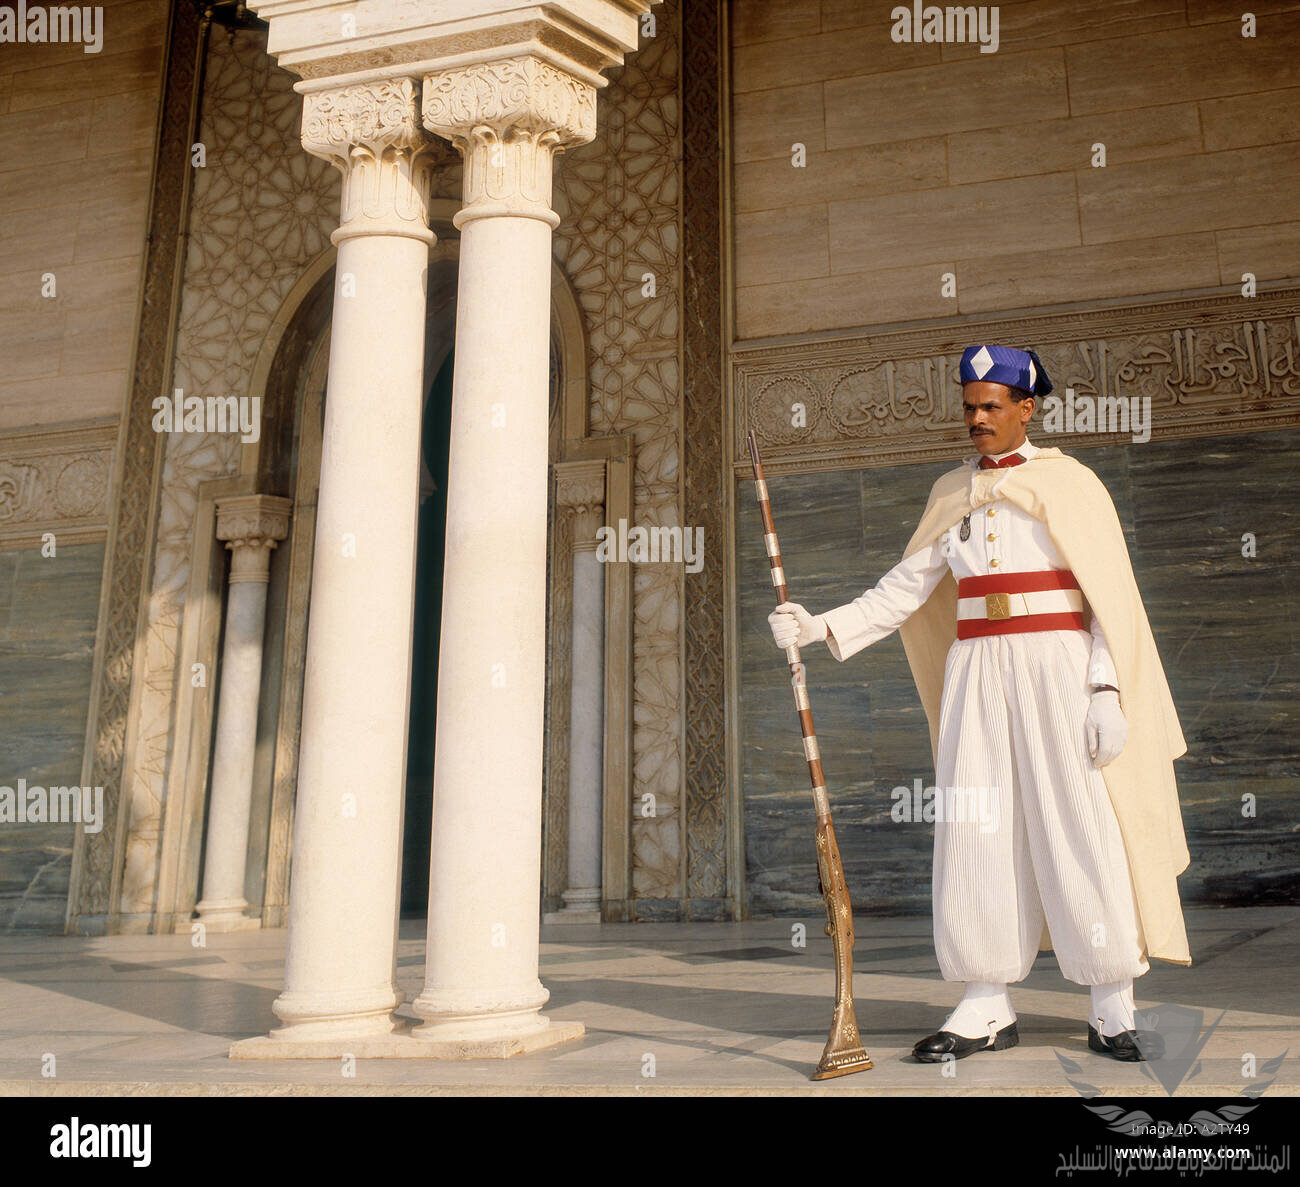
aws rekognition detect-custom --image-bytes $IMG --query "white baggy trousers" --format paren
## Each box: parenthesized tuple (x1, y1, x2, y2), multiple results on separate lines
(932, 627, 1150, 986)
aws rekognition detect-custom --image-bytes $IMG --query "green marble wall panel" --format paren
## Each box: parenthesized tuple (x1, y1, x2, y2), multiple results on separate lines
(0, 543, 104, 931)
(738, 431, 1300, 919)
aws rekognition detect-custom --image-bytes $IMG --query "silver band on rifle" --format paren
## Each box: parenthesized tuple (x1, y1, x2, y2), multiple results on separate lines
(764, 532, 779, 556)
(770, 565, 786, 587)
(803, 735, 820, 762)
(754, 478, 769, 502)
(812, 785, 830, 816)
(793, 682, 810, 711)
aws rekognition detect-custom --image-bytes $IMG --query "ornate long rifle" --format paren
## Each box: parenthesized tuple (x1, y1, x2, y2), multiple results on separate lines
(747, 430, 873, 1081)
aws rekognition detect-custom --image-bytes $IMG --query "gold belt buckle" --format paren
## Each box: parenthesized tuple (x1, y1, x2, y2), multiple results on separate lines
(985, 592, 1011, 620)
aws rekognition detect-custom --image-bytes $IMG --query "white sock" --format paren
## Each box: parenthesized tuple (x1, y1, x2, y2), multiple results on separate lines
(1090, 978, 1136, 1037)
(943, 981, 1015, 1040)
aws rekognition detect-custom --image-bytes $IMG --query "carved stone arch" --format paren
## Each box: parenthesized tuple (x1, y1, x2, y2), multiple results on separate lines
(240, 211, 594, 476)
(178, 220, 630, 925)
(240, 244, 336, 490)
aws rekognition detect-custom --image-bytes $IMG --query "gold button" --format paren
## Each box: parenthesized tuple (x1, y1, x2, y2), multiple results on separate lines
(990, 558, 1000, 568)
(987, 533, 997, 542)
(987, 509, 997, 517)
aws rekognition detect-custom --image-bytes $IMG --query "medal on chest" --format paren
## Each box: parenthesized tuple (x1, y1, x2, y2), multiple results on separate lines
(959, 513, 971, 542)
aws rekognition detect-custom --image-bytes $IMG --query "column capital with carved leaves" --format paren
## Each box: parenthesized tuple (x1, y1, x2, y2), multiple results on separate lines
(421, 55, 597, 228)
(554, 459, 607, 554)
(301, 77, 436, 244)
(215, 494, 292, 584)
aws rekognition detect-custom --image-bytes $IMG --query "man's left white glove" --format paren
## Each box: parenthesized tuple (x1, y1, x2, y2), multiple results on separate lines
(1085, 689, 1128, 767)
(768, 601, 827, 650)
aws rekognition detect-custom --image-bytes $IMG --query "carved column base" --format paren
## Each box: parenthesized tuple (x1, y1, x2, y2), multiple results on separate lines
(543, 886, 602, 927)
(190, 901, 262, 933)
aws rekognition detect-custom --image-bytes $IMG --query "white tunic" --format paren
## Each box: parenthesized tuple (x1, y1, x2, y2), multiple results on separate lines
(822, 438, 1118, 691)
(821, 438, 1148, 986)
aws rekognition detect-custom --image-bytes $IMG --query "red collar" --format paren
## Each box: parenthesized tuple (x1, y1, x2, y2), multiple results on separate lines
(978, 452, 1026, 470)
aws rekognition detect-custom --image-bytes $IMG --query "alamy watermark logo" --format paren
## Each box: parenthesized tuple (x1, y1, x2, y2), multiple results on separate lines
(0, 4, 103, 53)
(49, 1117, 151, 1167)
(1039, 387, 1152, 444)
(890, 778, 1001, 833)
(151, 389, 262, 444)
(595, 517, 704, 573)
(890, 4, 1000, 54)
(0, 778, 104, 833)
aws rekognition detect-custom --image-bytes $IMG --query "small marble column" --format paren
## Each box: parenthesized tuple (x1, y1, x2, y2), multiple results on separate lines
(195, 495, 292, 931)
(552, 461, 607, 924)
(233, 79, 436, 1055)
(409, 57, 597, 1053)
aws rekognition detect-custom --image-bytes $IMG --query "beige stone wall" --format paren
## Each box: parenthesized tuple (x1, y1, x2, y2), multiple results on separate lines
(0, 0, 167, 430)
(730, 1, 1300, 340)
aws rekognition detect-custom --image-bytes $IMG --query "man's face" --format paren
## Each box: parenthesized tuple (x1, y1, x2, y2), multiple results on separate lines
(963, 381, 1033, 455)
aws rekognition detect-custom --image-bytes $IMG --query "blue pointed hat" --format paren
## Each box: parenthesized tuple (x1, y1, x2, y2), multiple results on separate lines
(959, 344, 1053, 396)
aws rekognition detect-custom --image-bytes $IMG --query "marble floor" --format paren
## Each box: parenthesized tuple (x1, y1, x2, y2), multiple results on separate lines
(1, 906, 1296, 1096)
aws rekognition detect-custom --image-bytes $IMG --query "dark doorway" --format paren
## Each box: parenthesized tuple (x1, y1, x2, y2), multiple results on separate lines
(401, 349, 454, 915)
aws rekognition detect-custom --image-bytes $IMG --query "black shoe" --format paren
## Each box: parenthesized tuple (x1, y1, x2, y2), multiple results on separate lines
(1088, 1023, 1165, 1062)
(912, 1020, 1019, 1062)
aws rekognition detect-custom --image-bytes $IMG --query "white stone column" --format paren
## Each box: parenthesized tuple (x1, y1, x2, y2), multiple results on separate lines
(233, 79, 436, 1055)
(409, 58, 597, 1053)
(550, 461, 606, 925)
(196, 494, 292, 932)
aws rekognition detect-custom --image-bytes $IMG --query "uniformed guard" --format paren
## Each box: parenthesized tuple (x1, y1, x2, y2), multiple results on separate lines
(769, 344, 1190, 1062)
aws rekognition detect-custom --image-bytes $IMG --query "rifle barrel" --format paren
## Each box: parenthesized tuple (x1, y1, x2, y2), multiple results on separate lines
(746, 430, 829, 821)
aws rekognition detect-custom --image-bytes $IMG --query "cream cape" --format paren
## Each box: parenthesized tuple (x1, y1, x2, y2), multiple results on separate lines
(896, 447, 1192, 965)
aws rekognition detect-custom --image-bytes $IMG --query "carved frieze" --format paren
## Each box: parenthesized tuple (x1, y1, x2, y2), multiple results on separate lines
(0, 423, 115, 549)
(734, 288, 1300, 473)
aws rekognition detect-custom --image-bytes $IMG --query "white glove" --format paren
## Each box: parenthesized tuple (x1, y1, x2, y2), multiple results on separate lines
(768, 601, 827, 650)
(1085, 689, 1127, 766)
